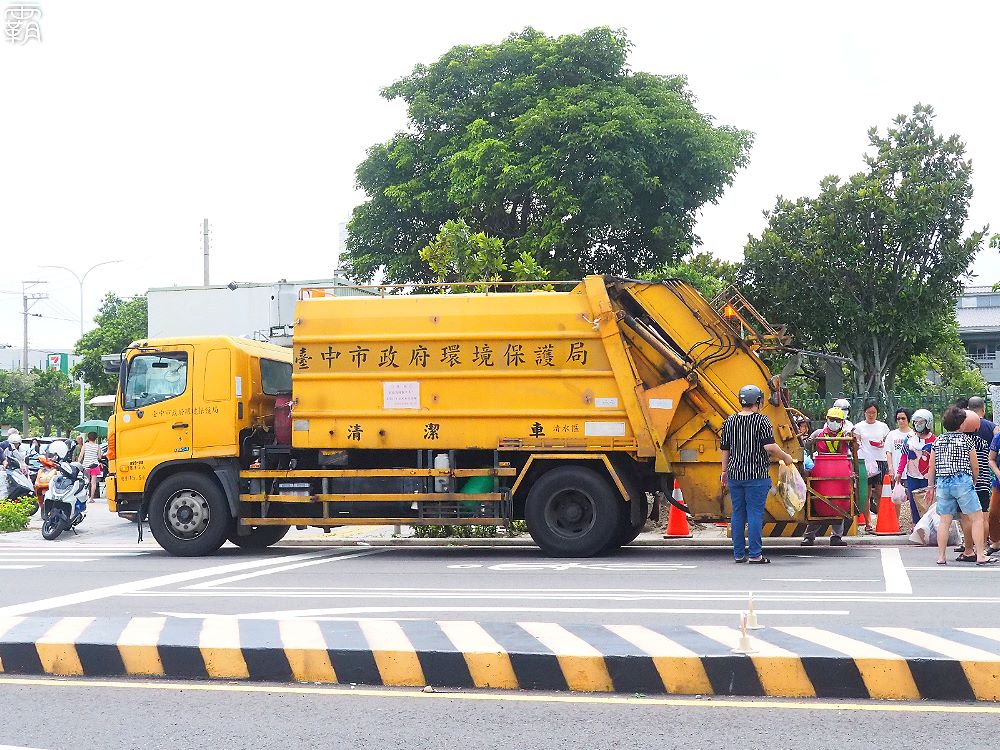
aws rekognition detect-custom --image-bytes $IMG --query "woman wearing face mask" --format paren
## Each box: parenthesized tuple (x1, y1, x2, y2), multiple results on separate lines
(901, 408, 936, 523)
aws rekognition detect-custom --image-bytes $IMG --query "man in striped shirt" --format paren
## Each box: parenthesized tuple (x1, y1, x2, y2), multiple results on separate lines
(721, 385, 794, 564)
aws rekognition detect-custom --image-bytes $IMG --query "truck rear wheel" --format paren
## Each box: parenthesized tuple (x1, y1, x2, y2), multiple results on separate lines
(148, 473, 230, 557)
(227, 523, 290, 549)
(615, 492, 649, 547)
(525, 466, 620, 557)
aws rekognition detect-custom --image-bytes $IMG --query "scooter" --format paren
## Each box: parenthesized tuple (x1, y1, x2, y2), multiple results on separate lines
(40, 444, 88, 541)
(33, 457, 59, 517)
(1, 453, 37, 514)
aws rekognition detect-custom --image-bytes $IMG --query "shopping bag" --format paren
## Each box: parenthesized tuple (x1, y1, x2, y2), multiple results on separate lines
(909, 506, 938, 546)
(776, 463, 806, 517)
(891, 481, 906, 505)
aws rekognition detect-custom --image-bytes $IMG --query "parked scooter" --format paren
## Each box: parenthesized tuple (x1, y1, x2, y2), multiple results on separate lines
(33, 457, 59, 517)
(1, 453, 37, 514)
(40, 442, 88, 541)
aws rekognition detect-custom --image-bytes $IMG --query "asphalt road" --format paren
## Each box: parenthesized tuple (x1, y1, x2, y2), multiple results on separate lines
(0, 509, 997, 628)
(0, 676, 994, 750)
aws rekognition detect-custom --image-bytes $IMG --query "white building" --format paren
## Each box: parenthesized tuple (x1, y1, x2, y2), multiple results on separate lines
(147, 278, 372, 346)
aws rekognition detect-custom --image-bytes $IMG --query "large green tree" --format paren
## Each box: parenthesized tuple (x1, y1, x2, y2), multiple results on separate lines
(73, 293, 148, 396)
(346, 27, 752, 284)
(742, 105, 985, 398)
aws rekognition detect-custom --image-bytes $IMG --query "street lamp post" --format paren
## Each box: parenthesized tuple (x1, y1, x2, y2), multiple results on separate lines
(42, 261, 123, 422)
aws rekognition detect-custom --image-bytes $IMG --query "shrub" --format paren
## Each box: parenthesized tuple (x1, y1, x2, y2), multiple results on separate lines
(412, 520, 528, 539)
(0, 500, 30, 533)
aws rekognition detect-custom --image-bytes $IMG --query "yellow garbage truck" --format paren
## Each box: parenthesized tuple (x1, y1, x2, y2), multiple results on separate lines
(106, 276, 802, 557)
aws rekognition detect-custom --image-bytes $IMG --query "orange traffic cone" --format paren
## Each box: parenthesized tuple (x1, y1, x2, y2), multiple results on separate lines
(664, 480, 692, 538)
(874, 474, 903, 535)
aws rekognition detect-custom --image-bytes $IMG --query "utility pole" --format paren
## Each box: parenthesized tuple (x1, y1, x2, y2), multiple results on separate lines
(21, 281, 47, 435)
(203, 218, 210, 286)
(41, 261, 123, 423)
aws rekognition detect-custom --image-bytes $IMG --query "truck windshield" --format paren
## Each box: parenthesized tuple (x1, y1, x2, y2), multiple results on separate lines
(123, 352, 188, 409)
(261, 358, 292, 395)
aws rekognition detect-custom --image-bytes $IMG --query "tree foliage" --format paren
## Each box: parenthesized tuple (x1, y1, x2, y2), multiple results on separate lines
(418, 219, 548, 292)
(894, 314, 988, 395)
(74, 293, 148, 396)
(640, 251, 741, 301)
(0, 369, 79, 435)
(742, 105, 985, 398)
(346, 27, 752, 284)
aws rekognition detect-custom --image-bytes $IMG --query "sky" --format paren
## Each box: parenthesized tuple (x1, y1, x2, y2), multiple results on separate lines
(1, 0, 998, 352)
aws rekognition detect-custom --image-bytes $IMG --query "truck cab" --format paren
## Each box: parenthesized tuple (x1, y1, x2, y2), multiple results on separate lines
(107, 336, 292, 528)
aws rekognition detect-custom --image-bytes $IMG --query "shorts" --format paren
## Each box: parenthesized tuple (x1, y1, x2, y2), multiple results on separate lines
(86, 466, 101, 478)
(935, 474, 981, 516)
(978, 489, 991, 513)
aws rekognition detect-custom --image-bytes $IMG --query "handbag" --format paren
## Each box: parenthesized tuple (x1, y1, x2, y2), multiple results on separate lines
(891, 480, 906, 505)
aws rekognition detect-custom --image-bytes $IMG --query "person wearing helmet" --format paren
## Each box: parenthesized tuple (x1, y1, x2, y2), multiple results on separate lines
(802, 408, 856, 544)
(721, 384, 795, 564)
(832, 399, 855, 432)
(900, 408, 936, 524)
(2, 432, 23, 464)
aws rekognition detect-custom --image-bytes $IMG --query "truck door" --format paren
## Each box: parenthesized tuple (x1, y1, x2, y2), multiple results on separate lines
(116, 347, 194, 485)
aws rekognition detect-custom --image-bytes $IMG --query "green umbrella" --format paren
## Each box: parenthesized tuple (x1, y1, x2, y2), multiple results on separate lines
(74, 419, 109, 437)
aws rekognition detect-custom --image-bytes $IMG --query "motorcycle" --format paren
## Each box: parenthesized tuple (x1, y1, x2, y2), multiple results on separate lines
(1, 453, 38, 515)
(33, 457, 59, 517)
(40, 444, 88, 541)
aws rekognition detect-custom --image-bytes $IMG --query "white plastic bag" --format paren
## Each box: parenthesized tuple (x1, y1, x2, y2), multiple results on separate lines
(776, 463, 806, 517)
(908, 505, 961, 547)
(891, 481, 906, 505)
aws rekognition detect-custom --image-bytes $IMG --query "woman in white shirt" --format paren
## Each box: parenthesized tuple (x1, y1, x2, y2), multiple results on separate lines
(886, 407, 914, 486)
(854, 400, 891, 517)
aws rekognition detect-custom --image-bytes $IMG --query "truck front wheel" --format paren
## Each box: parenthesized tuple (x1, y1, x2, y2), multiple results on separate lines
(227, 523, 290, 549)
(525, 466, 620, 557)
(148, 473, 230, 557)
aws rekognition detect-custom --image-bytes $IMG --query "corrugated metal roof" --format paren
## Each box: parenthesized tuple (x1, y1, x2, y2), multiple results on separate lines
(957, 306, 1000, 332)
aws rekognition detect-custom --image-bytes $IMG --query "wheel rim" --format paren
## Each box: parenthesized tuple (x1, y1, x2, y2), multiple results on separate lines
(543, 488, 597, 539)
(163, 488, 211, 540)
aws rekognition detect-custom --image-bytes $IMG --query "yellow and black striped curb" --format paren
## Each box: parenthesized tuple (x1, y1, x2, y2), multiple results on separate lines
(2, 617, 1000, 700)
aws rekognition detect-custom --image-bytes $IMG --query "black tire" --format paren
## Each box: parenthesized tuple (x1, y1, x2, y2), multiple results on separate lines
(525, 466, 620, 557)
(41, 513, 64, 540)
(227, 523, 290, 549)
(148, 472, 230, 557)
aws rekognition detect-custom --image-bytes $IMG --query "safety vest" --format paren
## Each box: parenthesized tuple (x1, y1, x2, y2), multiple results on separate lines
(816, 428, 850, 455)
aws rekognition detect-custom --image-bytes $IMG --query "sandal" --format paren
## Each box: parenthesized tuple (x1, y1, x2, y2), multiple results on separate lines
(734, 556, 748, 564)
(864, 525, 875, 533)
(748, 556, 771, 565)
(977, 558, 999, 566)
(936, 560, 947, 565)
(987, 545, 1000, 556)
(956, 554, 978, 562)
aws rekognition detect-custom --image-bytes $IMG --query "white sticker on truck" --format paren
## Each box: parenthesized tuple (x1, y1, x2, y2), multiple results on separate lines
(584, 421, 626, 437)
(235, 376, 243, 398)
(594, 397, 619, 408)
(648, 398, 674, 410)
(383, 381, 420, 409)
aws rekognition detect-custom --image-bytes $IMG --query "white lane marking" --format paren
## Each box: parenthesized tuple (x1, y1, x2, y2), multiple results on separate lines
(0, 565, 41, 570)
(0, 549, 365, 618)
(183, 548, 389, 589)
(764, 578, 880, 583)
(153, 606, 850, 620)
(906, 567, 1000, 572)
(0, 551, 147, 556)
(870, 627, 1000, 661)
(0, 558, 98, 563)
(881, 548, 912, 594)
(0, 745, 52, 749)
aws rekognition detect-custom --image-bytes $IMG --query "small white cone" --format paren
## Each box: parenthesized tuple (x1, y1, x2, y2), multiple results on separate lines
(745, 591, 763, 630)
(732, 613, 755, 654)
